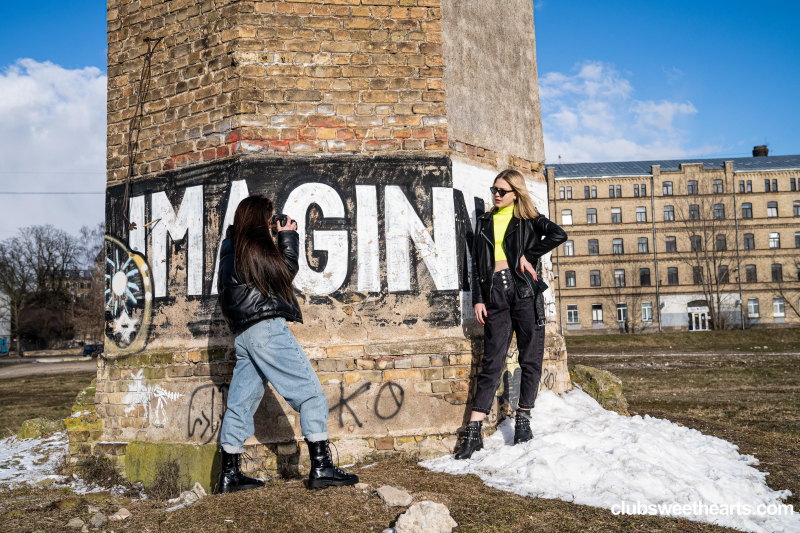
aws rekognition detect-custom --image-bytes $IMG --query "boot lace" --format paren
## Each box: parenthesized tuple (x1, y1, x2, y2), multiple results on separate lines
(326, 441, 349, 475)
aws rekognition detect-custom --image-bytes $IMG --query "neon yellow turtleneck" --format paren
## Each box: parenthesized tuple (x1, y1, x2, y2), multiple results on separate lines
(493, 204, 515, 261)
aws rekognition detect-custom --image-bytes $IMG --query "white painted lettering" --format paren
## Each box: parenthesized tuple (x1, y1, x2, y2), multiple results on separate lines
(355, 185, 380, 292)
(128, 195, 146, 254)
(151, 186, 204, 297)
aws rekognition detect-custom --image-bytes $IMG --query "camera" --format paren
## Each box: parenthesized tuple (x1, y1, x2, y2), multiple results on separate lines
(272, 213, 288, 226)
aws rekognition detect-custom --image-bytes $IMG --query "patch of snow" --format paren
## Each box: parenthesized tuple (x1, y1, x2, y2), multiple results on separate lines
(165, 501, 195, 512)
(421, 390, 799, 533)
(0, 432, 67, 487)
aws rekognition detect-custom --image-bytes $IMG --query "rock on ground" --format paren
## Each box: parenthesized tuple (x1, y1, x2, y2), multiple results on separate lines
(66, 517, 84, 529)
(355, 482, 370, 491)
(570, 364, 629, 415)
(17, 418, 66, 439)
(89, 512, 108, 528)
(376, 485, 413, 507)
(395, 501, 457, 533)
(110, 507, 131, 521)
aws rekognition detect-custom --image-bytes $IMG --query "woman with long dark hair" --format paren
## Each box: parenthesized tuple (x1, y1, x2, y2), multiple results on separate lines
(216, 195, 358, 492)
(455, 169, 568, 460)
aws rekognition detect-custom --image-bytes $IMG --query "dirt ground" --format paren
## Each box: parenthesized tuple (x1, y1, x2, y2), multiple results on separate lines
(1, 349, 798, 532)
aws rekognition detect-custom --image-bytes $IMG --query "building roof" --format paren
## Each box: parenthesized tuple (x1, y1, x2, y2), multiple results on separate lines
(548, 154, 800, 180)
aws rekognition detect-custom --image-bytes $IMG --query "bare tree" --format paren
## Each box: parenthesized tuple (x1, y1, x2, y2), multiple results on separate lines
(674, 181, 738, 329)
(600, 253, 656, 334)
(0, 243, 35, 356)
(72, 223, 106, 344)
(770, 254, 800, 320)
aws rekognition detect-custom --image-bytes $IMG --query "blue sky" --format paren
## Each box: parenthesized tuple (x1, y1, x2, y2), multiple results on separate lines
(0, 1, 798, 235)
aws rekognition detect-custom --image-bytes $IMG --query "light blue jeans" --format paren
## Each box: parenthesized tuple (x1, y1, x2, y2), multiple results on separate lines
(220, 318, 329, 454)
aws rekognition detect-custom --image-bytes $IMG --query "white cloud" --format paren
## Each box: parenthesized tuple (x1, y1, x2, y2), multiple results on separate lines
(0, 59, 106, 237)
(540, 61, 719, 163)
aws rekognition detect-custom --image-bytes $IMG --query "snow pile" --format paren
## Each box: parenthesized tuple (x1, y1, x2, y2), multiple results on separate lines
(0, 432, 67, 487)
(421, 390, 799, 533)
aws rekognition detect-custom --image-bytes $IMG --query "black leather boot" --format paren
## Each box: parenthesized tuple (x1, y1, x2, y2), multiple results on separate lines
(454, 421, 483, 460)
(305, 439, 359, 490)
(514, 412, 533, 445)
(217, 449, 265, 494)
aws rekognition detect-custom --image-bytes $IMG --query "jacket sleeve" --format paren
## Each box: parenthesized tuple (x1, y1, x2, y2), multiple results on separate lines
(471, 220, 484, 306)
(277, 230, 300, 278)
(523, 215, 568, 264)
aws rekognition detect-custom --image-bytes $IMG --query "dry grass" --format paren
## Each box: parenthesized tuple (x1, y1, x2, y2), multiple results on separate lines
(147, 458, 183, 501)
(0, 372, 95, 437)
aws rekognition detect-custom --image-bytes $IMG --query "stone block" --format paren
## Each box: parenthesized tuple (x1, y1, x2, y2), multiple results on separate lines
(394, 357, 413, 369)
(376, 437, 394, 450)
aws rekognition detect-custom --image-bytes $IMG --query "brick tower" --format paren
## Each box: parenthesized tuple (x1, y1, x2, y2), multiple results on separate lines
(73, 0, 570, 490)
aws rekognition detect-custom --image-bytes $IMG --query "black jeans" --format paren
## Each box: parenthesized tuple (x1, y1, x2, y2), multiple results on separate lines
(472, 269, 546, 414)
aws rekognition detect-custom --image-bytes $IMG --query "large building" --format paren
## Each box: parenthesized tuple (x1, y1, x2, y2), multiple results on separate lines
(547, 148, 800, 335)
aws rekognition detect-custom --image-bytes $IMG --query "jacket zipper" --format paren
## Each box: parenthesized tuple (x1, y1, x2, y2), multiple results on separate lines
(480, 227, 495, 304)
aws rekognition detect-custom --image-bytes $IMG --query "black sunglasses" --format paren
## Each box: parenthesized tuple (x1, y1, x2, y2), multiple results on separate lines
(490, 186, 514, 197)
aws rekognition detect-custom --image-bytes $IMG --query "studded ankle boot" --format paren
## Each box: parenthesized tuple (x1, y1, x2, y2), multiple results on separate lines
(514, 411, 533, 445)
(217, 449, 265, 494)
(454, 421, 483, 460)
(306, 439, 359, 490)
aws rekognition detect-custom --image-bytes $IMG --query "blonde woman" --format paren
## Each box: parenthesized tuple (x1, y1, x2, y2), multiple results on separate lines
(455, 169, 568, 460)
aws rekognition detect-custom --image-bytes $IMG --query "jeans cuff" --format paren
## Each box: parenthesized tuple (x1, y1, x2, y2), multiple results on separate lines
(517, 403, 535, 410)
(471, 406, 491, 414)
(222, 444, 245, 454)
(304, 431, 329, 443)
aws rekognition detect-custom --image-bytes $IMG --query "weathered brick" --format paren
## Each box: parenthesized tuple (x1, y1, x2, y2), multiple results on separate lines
(384, 369, 422, 382)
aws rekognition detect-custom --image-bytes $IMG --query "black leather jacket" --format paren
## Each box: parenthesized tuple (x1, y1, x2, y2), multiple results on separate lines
(471, 212, 568, 312)
(217, 232, 303, 332)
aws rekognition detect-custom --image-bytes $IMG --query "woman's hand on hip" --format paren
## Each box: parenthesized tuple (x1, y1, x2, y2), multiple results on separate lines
(520, 255, 538, 280)
(474, 303, 488, 325)
(277, 215, 298, 232)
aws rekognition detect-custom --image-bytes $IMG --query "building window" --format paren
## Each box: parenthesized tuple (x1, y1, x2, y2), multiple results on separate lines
(567, 305, 579, 324)
(616, 303, 628, 323)
(743, 233, 755, 250)
(745, 265, 757, 283)
(796, 231, 800, 248)
(741, 203, 752, 219)
(693, 266, 703, 285)
(715, 234, 727, 251)
(638, 237, 649, 253)
(565, 271, 576, 287)
(641, 183, 647, 196)
(748, 298, 759, 318)
(663, 181, 673, 196)
(714, 203, 725, 219)
(584, 185, 590, 199)
(587, 208, 597, 224)
(590, 270, 601, 286)
(794, 200, 800, 217)
(642, 301, 653, 321)
(559, 186, 565, 199)
(689, 205, 700, 220)
(688, 180, 698, 195)
(614, 269, 626, 287)
(609, 185, 615, 198)
(772, 179, 778, 192)
(613, 238, 624, 254)
(772, 264, 783, 282)
(564, 240, 574, 256)
(588, 239, 599, 255)
(636, 206, 647, 222)
(664, 205, 674, 221)
(667, 267, 679, 285)
(746, 180, 752, 192)
(591, 185, 597, 198)
(769, 232, 780, 249)
(566, 186, 572, 199)
(765, 179, 771, 192)
(634, 184, 640, 197)
(691, 235, 702, 252)
(666, 236, 677, 252)
(719, 265, 729, 283)
(592, 303, 603, 322)
(640, 268, 651, 286)
(562, 209, 573, 225)
(791, 178, 797, 192)
(712, 180, 724, 194)
(739, 180, 745, 193)
(774, 297, 785, 318)
(767, 202, 778, 218)
(616, 185, 622, 198)
(611, 207, 622, 224)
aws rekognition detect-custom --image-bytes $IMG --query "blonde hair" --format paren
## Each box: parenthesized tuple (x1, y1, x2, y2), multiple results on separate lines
(493, 169, 539, 219)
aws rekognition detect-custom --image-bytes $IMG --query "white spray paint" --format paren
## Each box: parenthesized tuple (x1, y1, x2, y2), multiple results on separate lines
(384, 186, 458, 292)
(283, 183, 349, 295)
(151, 186, 204, 297)
(210, 180, 250, 296)
(122, 370, 183, 427)
(355, 185, 380, 292)
(128, 195, 146, 254)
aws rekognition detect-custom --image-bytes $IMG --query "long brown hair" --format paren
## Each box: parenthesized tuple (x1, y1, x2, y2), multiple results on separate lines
(226, 196, 295, 302)
(493, 169, 539, 219)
